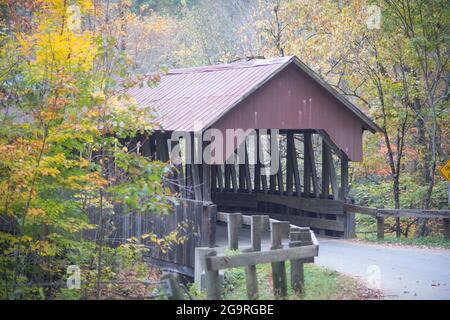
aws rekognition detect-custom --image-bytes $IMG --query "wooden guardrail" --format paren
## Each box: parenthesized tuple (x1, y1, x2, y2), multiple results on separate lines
(344, 204, 450, 239)
(194, 212, 319, 300)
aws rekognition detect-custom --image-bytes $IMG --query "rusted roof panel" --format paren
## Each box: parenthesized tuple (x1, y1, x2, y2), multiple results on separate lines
(128, 56, 381, 134)
(128, 57, 291, 132)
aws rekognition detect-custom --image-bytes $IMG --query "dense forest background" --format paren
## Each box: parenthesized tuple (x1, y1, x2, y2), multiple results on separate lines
(94, 0, 449, 234)
(0, 0, 448, 299)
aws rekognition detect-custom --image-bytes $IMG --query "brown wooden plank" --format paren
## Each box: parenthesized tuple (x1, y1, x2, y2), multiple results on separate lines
(327, 151, 339, 200)
(216, 165, 224, 191)
(377, 209, 450, 218)
(340, 154, 349, 201)
(212, 192, 258, 210)
(303, 133, 311, 197)
(277, 156, 283, 195)
(212, 192, 344, 215)
(266, 212, 345, 232)
(206, 245, 318, 271)
(254, 131, 261, 192)
(224, 163, 230, 190)
(230, 164, 238, 193)
(286, 133, 294, 196)
(202, 164, 211, 201)
(287, 132, 301, 195)
(305, 132, 320, 197)
(343, 203, 378, 216)
(244, 143, 252, 194)
(175, 205, 183, 264)
(322, 143, 330, 198)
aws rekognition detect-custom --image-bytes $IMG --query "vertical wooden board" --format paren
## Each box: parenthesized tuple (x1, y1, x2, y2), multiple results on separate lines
(227, 213, 241, 250)
(211, 164, 217, 191)
(195, 202, 203, 248)
(217, 165, 224, 191)
(171, 139, 186, 197)
(290, 133, 301, 195)
(254, 161, 265, 192)
(340, 154, 349, 201)
(328, 153, 339, 200)
(277, 157, 283, 195)
(141, 134, 152, 157)
(303, 133, 311, 197)
(244, 144, 252, 193)
(322, 143, 330, 198)
(224, 164, 231, 190)
(186, 201, 197, 268)
(209, 205, 217, 247)
(159, 217, 165, 260)
(254, 132, 261, 192)
(230, 164, 238, 193)
(239, 164, 246, 190)
(377, 216, 385, 239)
(148, 134, 156, 160)
(286, 133, 294, 196)
(269, 130, 277, 197)
(306, 133, 320, 197)
(269, 174, 277, 193)
(270, 221, 287, 298)
(340, 154, 354, 238)
(261, 173, 268, 194)
(182, 202, 189, 266)
(177, 163, 186, 198)
(136, 214, 142, 242)
(175, 204, 184, 264)
(185, 164, 193, 199)
(155, 133, 168, 162)
(123, 214, 130, 241)
(192, 164, 202, 201)
(167, 211, 176, 263)
(185, 201, 192, 268)
(202, 164, 212, 201)
(443, 218, 450, 239)
(201, 204, 212, 247)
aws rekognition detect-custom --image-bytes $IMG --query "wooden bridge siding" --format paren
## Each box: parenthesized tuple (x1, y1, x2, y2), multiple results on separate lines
(120, 129, 352, 276)
(204, 129, 353, 238)
(144, 129, 353, 238)
(105, 201, 217, 277)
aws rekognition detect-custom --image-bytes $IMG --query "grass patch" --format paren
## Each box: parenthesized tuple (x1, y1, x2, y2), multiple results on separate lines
(358, 233, 450, 249)
(189, 261, 374, 300)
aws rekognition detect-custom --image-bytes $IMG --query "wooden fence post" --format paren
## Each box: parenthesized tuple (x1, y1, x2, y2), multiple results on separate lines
(201, 204, 217, 247)
(270, 221, 288, 298)
(289, 229, 312, 295)
(251, 215, 265, 251)
(243, 248, 259, 300)
(444, 218, 450, 239)
(227, 213, 241, 250)
(204, 250, 220, 300)
(377, 216, 385, 240)
(194, 247, 209, 288)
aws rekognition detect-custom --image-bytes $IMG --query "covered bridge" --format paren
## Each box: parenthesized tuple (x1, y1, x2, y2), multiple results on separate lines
(126, 56, 381, 273)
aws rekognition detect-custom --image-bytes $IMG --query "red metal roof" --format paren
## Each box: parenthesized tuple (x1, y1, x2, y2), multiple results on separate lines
(128, 56, 380, 133)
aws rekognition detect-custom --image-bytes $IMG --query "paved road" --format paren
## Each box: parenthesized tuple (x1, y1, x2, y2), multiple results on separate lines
(216, 224, 450, 300)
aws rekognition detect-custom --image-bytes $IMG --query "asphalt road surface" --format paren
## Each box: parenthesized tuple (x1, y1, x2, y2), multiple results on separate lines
(215, 224, 450, 300)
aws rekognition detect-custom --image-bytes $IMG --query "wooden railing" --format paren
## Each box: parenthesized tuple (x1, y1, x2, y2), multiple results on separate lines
(344, 204, 450, 239)
(194, 212, 319, 300)
(84, 200, 217, 277)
